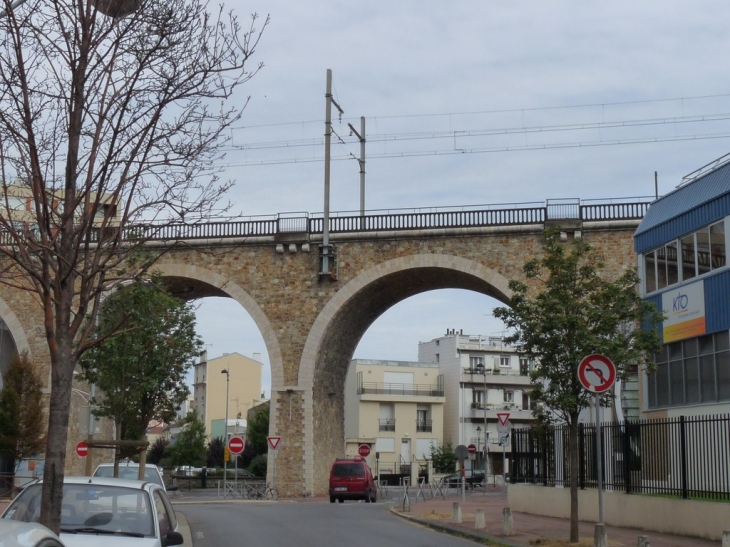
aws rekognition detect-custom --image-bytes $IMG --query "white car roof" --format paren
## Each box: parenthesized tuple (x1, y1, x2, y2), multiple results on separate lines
(33, 476, 157, 491)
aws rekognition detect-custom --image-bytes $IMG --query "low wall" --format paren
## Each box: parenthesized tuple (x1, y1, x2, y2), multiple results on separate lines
(508, 483, 730, 541)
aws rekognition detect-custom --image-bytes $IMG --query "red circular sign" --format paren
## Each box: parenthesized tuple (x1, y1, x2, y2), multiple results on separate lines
(228, 436, 245, 455)
(358, 444, 371, 457)
(578, 354, 617, 393)
(76, 441, 88, 458)
(468, 444, 477, 454)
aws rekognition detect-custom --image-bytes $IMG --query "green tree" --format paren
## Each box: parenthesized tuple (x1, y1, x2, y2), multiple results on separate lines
(206, 437, 225, 469)
(147, 438, 169, 466)
(0, 0, 265, 532)
(165, 411, 207, 467)
(429, 441, 457, 473)
(0, 352, 46, 470)
(79, 275, 203, 456)
(493, 231, 661, 543)
(241, 404, 269, 468)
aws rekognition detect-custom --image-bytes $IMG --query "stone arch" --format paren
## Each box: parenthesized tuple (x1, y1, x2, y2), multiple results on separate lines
(0, 295, 31, 356)
(297, 254, 513, 493)
(151, 262, 284, 397)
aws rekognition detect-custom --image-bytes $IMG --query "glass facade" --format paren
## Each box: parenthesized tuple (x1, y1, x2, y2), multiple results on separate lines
(643, 219, 726, 294)
(647, 331, 730, 408)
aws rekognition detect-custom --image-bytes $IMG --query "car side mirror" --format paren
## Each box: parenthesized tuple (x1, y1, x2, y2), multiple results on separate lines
(163, 530, 184, 547)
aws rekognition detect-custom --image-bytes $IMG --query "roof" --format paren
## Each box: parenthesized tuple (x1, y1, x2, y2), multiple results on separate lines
(634, 156, 730, 252)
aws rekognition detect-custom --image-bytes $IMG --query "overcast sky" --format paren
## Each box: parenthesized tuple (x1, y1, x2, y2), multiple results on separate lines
(192, 1, 730, 397)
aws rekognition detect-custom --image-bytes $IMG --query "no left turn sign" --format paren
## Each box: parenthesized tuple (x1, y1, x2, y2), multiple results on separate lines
(577, 354, 616, 393)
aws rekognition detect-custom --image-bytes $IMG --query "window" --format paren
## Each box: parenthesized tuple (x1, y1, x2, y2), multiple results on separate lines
(435, 353, 439, 363)
(503, 390, 514, 403)
(499, 356, 510, 368)
(648, 331, 730, 408)
(644, 220, 727, 294)
(470, 356, 484, 368)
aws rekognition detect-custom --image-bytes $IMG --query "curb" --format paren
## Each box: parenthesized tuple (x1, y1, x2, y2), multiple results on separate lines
(176, 512, 193, 546)
(388, 504, 524, 547)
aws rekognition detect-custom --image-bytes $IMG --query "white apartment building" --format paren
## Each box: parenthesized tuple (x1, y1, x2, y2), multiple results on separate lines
(418, 330, 535, 475)
(344, 359, 445, 482)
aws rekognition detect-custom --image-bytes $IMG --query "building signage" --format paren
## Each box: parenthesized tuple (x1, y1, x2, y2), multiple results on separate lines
(662, 281, 706, 343)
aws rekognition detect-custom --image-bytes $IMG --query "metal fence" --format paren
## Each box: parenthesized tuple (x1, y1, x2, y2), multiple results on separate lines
(511, 414, 730, 501)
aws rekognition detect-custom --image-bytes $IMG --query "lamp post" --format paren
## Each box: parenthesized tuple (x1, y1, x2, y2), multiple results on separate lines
(221, 369, 230, 492)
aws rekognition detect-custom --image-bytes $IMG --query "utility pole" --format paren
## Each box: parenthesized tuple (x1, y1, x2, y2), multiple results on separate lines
(221, 368, 230, 494)
(322, 69, 343, 276)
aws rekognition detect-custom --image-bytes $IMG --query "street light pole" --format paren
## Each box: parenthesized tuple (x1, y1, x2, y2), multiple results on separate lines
(221, 369, 230, 492)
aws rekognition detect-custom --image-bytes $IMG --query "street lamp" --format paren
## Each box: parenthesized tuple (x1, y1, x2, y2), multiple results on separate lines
(221, 369, 230, 490)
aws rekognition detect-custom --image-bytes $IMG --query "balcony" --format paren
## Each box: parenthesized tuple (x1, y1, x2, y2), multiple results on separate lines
(379, 419, 396, 432)
(468, 403, 534, 420)
(416, 420, 433, 433)
(358, 382, 444, 397)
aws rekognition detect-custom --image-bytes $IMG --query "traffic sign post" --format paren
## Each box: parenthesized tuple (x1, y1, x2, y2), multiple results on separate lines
(497, 421, 511, 493)
(75, 441, 88, 458)
(578, 354, 617, 531)
(454, 444, 469, 501)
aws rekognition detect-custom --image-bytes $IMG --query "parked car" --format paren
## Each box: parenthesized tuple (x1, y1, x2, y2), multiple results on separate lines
(0, 520, 65, 547)
(329, 456, 377, 503)
(442, 469, 486, 488)
(92, 462, 168, 491)
(2, 476, 183, 547)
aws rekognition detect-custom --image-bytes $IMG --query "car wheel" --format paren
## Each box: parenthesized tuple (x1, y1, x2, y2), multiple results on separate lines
(337, 498, 344, 503)
(371, 490, 377, 503)
(365, 490, 371, 503)
(330, 496, 335, 503)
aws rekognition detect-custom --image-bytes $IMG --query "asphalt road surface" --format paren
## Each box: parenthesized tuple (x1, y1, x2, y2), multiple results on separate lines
(178, 501, 478, 547)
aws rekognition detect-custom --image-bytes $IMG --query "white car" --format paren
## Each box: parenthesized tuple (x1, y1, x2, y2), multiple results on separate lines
(0, 520, 65, 547)
(1, 477, 183, 547)
(92, 463, 168, 492)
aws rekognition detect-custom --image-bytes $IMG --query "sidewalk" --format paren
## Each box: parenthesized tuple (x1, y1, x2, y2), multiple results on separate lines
(389, 485, 722, 546)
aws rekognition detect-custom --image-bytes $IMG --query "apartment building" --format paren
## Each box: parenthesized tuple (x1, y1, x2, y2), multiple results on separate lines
(418, 330, 534, 475)
(344, 359, 444, 479)
(192, 352, 263, 439)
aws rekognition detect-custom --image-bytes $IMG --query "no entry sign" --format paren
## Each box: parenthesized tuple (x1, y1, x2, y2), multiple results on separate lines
(358, 444, 371, 457)
(578, 354, 617, 393)
(228, 436, 245, 455)
(468, 444, 477, 454)
(75, 441, 88, 458)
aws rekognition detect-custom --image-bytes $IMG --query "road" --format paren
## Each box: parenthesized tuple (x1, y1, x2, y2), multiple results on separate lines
(177, 501, 478, 547)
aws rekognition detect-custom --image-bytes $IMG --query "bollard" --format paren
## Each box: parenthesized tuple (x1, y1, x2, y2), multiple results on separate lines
(452, 502, 462, 523)
(722, 530, 730, 547)
(594, 523, 608, 547)
(474, 508, 486, 530)
(638, 536, 650, 547)
(502, 507, 514, 536)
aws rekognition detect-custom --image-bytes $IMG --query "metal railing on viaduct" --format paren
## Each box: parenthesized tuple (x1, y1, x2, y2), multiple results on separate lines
(112, 196, 653, 242)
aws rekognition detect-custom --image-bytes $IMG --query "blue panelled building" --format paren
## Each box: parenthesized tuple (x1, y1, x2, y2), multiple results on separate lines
(634, 154, 730, 416)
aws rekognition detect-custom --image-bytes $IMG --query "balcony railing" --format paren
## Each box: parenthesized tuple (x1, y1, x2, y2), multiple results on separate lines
(379, 419, 396, 432)
(416, 420, 433, 433)
(359, 382, 444, 397)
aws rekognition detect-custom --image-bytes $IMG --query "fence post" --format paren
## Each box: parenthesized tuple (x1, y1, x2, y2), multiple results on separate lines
(679, 415, 688, 500)
(542, 430, 548, 486)
(623, 421, 631, 495)
(579, 423, 586, 490)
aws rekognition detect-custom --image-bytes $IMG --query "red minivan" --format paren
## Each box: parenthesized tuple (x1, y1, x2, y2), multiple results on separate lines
(329, 456, 377, 503)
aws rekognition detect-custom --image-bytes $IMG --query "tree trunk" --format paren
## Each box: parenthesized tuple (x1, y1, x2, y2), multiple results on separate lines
(39, 342, 74, 533)
(569, 415, 580, 543)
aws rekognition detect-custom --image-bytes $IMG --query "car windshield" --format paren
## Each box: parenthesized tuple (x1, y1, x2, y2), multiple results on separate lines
(3, 483, 154, 538)
(333, 463, 365, 478)
(94, 466, 163, 487)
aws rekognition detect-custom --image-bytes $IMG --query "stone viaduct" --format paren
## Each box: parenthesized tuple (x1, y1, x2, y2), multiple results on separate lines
(0, 198, 649, 495)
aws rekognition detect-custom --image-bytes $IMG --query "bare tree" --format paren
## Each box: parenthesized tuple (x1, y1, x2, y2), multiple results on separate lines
(0, 0, 266, 531)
